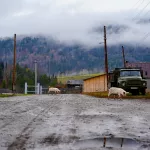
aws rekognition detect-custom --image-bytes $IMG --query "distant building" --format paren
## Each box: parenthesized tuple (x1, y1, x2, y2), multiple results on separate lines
(126, 62, 150, 78)
(66, 80, 83, 89)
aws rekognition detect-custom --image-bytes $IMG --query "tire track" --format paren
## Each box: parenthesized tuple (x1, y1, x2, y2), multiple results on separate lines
(7, 95, 63, 150)
(0, 106, 38, 130)
(0, 97, 35, 113)
(0, 98, 40, 130)
(0, 101, 23, 112)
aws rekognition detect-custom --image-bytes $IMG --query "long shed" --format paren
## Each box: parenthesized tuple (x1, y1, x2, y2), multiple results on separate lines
(83, 74, 107, 93)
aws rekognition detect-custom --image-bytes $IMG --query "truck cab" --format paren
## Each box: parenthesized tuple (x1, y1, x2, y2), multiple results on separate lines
(109, 68, 147, 95)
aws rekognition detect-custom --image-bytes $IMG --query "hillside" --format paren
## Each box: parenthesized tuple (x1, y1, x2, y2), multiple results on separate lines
(0, 36, 150, 75)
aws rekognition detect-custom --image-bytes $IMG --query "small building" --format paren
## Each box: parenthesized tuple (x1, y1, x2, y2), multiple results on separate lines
(126, 62, 150, 78)
(83, 74, 107, 93)
(66, 80, 83, 89)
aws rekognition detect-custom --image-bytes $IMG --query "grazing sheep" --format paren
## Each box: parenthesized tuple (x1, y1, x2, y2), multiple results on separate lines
(108, 87, 129, 99)
(48, 87, 61, 94)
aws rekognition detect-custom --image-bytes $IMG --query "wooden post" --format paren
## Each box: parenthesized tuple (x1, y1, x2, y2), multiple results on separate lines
(104, 26, 109, 91)
(121, 138, 124, 147)
(103, 137, 106, 147)
(122, 46, 126, 68)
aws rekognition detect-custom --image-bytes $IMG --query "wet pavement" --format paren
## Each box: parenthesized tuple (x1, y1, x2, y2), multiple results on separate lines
(0, 94, 150, 150)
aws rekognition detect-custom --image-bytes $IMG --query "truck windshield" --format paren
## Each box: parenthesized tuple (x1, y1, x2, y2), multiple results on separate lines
(120, 70, 141, 77)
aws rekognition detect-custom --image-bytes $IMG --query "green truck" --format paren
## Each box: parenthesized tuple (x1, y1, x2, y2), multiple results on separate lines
(109, 68, 147, 95)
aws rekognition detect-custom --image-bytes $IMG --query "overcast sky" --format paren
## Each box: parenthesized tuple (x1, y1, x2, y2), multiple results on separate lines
(0, 0, 150, 47)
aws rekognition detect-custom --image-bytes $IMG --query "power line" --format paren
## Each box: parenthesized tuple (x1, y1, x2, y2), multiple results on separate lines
(106, 1, 150, 43)
(132, 0, 145, 10)
(124, 0, 145, 21)
(142, 32, 150, 41)
(141, 9, 150, 17)
(103, 1, 150, 64)
(129, 0, 150, 44)
(133, 1, 150, 20)
(131, 1, 150, 43)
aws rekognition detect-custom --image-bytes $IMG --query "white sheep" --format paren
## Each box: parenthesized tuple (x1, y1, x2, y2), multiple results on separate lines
(48, 87, 61, 94)
(108, 87, 129, 99)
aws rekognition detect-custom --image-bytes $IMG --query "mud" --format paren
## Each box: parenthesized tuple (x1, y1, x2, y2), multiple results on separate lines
(0, 94, 150, 150)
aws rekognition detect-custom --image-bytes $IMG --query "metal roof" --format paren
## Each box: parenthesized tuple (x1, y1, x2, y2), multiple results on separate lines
(66, 80, 83, 85)
(83, 73, 106, 81)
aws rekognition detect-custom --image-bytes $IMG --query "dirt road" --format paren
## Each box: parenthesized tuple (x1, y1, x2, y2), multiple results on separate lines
(0, 94, 150, 150)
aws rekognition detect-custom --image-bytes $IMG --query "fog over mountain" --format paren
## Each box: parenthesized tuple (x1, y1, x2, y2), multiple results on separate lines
(1, 0, 150, 47)
(0, 0, 150, 75)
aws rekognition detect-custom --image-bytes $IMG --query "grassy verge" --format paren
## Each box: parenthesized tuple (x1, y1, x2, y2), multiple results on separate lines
(0, 94, 14, 98)
(15, 94, 33, 96)
(83, 92, 150, 99)
(0, 93, 32, 98)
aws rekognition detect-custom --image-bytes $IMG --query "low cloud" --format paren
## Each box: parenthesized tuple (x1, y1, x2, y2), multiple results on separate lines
(0, 0, 150, 48)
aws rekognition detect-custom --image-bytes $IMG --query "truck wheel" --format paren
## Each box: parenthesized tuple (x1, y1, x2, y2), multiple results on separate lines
(141, 89, 146, 95)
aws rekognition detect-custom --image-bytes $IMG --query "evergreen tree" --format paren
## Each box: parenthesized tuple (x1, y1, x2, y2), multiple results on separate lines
(0, 62, 4, 86)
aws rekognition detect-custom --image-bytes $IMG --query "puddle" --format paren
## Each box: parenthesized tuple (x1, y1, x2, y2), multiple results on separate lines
(40, 134, 80, 146)
(73, 137, 150, 150)
(40, 134, 150, 149)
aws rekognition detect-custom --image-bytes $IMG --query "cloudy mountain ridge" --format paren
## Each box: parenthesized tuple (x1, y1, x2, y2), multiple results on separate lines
(0, 34, 150, 75)
(0, 0, 150, 75)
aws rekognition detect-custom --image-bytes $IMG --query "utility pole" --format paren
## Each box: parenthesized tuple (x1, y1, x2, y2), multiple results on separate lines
(104, 26, 109, 91)
(122, 46, 126, 68)
(34, 60, 37, 94)
(12, 34, 16, 93)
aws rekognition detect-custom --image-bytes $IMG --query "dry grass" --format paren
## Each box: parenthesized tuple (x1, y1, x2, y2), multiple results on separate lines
(0, 93, 32, 98)
(0, 94, 14, 98)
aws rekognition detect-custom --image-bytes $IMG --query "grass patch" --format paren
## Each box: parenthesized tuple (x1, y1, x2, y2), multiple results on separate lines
(0, 93, 33, 98)
(15, 94, 33, 96)
(0, 93, 14, 98)
(83, 92, 150, 99)
(57, 73, 103, 84)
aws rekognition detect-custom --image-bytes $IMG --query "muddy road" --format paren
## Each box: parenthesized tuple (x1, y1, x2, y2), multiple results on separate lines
(0, 94, 150, 150)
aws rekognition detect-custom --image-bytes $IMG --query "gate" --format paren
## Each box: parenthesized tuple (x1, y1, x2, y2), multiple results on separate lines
(24, 82, 41, 94)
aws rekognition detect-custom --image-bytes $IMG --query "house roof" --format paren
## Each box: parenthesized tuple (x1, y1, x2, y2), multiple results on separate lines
(66, 80, 83, 85)
(83, 73, 106, 81)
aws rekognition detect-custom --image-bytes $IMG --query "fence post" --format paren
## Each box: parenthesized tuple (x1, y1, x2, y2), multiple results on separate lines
(103, 137, 106, 147)
(25, 82, 27, 94)
(37, 83, 40, 94)
(40, 86, 42, 94)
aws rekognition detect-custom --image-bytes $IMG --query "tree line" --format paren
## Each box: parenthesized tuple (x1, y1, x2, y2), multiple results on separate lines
(0, 61, 60, 93)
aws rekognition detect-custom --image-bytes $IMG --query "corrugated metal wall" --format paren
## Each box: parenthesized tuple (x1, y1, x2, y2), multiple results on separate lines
(83, 74, 107, 92)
